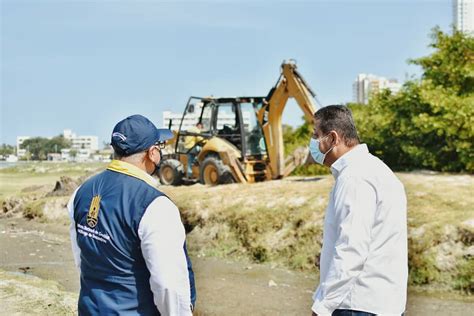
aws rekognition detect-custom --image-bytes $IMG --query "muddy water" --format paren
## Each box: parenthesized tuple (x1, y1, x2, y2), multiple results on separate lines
(1, 218, 472, 316)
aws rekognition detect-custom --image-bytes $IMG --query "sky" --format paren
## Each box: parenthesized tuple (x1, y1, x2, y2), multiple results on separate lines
(1, 0, 452, 147)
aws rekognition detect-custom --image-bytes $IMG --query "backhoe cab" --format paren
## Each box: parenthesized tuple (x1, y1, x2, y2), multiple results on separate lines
(160, 96, 269, 185)
(159, 60, 319, 186)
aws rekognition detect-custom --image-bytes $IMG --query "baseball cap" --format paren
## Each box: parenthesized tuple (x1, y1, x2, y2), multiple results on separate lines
(111, 114, 174, 156)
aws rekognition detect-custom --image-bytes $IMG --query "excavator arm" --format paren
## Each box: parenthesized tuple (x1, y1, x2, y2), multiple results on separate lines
(257, 60, 319, 179)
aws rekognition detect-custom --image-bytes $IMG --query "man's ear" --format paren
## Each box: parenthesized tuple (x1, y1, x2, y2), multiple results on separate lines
(330, 130, 340, 146)
(149, 147, 161, 162)
(145, 148, 154, 162)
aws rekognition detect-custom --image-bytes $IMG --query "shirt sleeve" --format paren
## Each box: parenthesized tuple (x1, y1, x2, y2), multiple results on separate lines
(67, 187, 81, 270)
(138, 196, 192, 316)
(312, 177, 377, 315)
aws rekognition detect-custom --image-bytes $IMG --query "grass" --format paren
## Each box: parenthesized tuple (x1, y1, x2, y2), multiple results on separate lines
(0, 270, 77, 315)
(0, 162, 106, 201)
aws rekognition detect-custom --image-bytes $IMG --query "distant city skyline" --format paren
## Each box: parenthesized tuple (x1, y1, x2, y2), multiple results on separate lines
(352, 74, 402, 105)
(1, 1, 452, 146)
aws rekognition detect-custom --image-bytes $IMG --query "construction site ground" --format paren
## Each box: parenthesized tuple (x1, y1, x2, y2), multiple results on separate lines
(0, 217, 472, 316)
(1, 163, 473, 315)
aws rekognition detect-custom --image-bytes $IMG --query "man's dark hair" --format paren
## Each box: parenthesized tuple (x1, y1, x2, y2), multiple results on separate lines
(112, 148, 124, 160)
(313, 105, 360, 147)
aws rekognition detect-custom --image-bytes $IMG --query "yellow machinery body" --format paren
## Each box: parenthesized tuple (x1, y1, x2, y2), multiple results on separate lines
(159, 60, 318, 186)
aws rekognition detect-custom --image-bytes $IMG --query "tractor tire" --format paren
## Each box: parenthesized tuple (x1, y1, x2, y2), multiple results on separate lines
(199, 156, 234, 186)
(159, 159, 184, 186)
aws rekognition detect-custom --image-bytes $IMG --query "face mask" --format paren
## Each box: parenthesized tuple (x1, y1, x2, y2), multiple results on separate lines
(153, 148, 162, 175)
(309, 136, 334, 165)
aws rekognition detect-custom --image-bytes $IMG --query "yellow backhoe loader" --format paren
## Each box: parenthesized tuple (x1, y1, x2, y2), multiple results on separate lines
(159, 60, 319, 186)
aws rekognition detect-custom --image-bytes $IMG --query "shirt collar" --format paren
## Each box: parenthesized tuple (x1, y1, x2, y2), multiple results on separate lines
(330, 144, 369, 178)
(107, 159, 158, 188)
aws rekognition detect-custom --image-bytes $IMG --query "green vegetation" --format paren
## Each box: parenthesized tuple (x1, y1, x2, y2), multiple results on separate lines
(21, 135, 71, 160)
(284, 29, 473, 174)
(351, 29, 473, 173)
(0, 144, 15, 157)
(455, 259, 474, 294)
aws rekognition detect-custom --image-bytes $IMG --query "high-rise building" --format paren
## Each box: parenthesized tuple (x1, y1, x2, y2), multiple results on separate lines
(352, 74, 402, 105)
(454, 0, 474, 34)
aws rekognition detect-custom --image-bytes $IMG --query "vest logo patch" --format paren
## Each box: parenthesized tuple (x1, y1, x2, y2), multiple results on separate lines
(87, 195, 101, 228)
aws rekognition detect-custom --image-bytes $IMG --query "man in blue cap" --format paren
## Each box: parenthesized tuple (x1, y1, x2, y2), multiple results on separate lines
(67, 114, 196, 315)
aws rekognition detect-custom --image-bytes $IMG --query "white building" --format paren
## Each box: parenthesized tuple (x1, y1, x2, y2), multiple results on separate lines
(16, 129, 99, 159)
(454, 0, 474, 34)
(162, 111, 191, 131)
(16, 136, 31, 157)
(71, 136, 99, 153)
(63, 129, 98, 151)
(353, 74, 402, 105)
(163, 110, 251, 131)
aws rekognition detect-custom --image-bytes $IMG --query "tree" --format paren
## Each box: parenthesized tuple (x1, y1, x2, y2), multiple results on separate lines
(350, 28, 473, 172)
(21, 137, 49, 160)
(0, 144, 15, 157)
(411, 27, 474, 96)
(21, 135, 71, 160)
(48, 135, 71, 153)
(70, 149, 78, 159)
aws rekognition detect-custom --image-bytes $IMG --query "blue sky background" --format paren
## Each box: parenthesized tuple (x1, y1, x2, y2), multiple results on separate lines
(1, 0, 451, 146)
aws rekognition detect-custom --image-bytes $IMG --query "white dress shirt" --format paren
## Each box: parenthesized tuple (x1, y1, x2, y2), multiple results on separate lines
(67, 178, 192, 315)
(312, 144, 407, 316)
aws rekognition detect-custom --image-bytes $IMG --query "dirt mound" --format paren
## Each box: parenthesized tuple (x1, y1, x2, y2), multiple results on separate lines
(2, 175, 82, 221)
(21, 185, 47, 193)
(47, 176, 81, 197)
(1, 197, 26, 218)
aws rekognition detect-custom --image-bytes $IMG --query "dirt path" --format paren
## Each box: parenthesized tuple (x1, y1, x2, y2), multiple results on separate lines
(1, 218, 472, 315)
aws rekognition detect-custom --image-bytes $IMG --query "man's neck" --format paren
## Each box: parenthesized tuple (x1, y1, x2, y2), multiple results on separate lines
(325, 144, 358, 167)
(120, 158, 148, 173)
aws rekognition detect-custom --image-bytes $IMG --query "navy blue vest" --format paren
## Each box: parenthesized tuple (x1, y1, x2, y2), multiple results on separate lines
(73, 168, 195, 315)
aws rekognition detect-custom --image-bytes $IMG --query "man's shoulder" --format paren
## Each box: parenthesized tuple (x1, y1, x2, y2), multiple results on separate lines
(341, 153, 403, 192)
(76, 169, 164, 198)
(337, 154, 391, 184)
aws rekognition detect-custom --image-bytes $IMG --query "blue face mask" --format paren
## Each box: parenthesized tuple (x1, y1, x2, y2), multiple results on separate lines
(309, 136, 334, 165)
(153, 148, 162, 175)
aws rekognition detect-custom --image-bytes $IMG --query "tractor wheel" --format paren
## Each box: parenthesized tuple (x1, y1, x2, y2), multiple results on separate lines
(159, 159, 184, 186)
(199, 156, 234, 185)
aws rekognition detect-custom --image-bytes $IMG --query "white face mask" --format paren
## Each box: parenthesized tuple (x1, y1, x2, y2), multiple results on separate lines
(309, 135, 334, 165)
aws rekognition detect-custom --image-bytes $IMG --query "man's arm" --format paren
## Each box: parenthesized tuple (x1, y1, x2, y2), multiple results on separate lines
(312, 177, 376, 315)
(138, 196, 192, 316)
(67, 188, 81, 270)
(184, 241, 197, 308)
